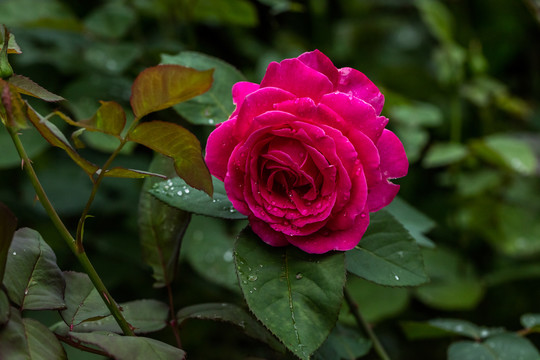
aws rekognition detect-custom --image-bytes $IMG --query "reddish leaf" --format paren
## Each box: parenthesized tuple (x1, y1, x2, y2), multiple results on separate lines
(8, 75, 64, 102)
(1, 80, 28, 129)
(128, 121, 213, 195)
(55, 101, 126, 137)
(130, 64, 213, 118)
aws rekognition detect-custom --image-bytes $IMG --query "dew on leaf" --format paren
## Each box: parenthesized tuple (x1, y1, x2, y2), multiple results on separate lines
(295, 272, 303, 280)
(248, 275, 258, 282)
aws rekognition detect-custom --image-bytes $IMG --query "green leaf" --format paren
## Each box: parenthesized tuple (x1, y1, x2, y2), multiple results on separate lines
(0, 289, 9, 326)
(386, 197, 436, 248)
(0, 201, 17, 283)
(448, 333, 540, 360)
(161, 51, 245, 126)
(177, 302, 285, 351)
(422, 142, 469, 168)
(182, 215, 245, 291)
(414, 247, 484, 310)
(346, 210, 429, 287)
(84, 2, 137, 39)
(340, 277, 409, 324)
(401, 318, 504, 341)
(59, 271, 168, 334)
(0, 31, 22, 54)
(66, 332, 186, 360)
(235, 227, 346, 359)
(415, 0, 455, 45)
(150, 176, 246, 220)
(130, 64, 213, 119)
(521, 313, 540, 333)
(313, 324, 371, 360)
(4, 228, 65, 310)
(191, 0, 258, 26)
(0, 122, 50, 169)
(0, 309, 67, 360)
(55, 101, 126, 137)
(128, 120, 213, 195)
(0, 0, 80, 30)
(139, 154, 191, 288)
(8, 75, 64, 102)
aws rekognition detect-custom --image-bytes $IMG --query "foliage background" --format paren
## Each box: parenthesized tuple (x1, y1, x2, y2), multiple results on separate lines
(0, 0, 539, 359)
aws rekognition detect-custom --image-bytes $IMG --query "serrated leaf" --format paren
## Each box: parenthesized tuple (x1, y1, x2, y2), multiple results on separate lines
(0, 201, 17, 283)
(9, 75, 64, 102)
(161, 51, 245, 125)
(67, 332, 186, 360)
(55, 101, 126, 137)
(313, 324, 371, 360)
(448, 333, 540, 360)
(346, 210, 429, 287)
(139, 154, 191, 288)
(59, 271, 168, 334)
(521, 313, 540, 333)
(150, 176, 246, 220)
(183, 215, 246, 291)
(386, 197, 436, 248)
(130, 64, 213, 119)
(4, 228, 65, 310)
(128, 120, 212, 195)
(177, 302, 284, 351)
(0, 309, 67, 360)
(414, 247, 484, 310)
(235, 227, 346, 359)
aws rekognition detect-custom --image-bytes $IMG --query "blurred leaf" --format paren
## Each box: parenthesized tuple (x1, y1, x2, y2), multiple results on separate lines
(161, 51, 245, 126)
(521, 313, 540, 333)
(4, 228, 65, 311)
(346, 211, 429, 287)
(475, 134, 537, 176)
(191, 0, 258, 26)
(386, 197, 436, 248)
(434, 44, 467, 85)
(84, 2, 137, 39)
(455, 170, 501, 197)
(0, 201, 17, 283)
(66, 332, 186, 359)
(415, 0, 454, 44)
(128, 120, 213, 195)
(84, 42, 142, 74)
(8, 75, 64, 102)
(448, 333, 540, 360)
(414, 247, 484, 310)
(182, 215, 245, 291)
(139, 154, 190, 288)
(0, 0, 80, 30)
(129, 64, 213, 119)
(402, 318, 504, 340)
(389, 102, 444, 128)
(313, 324, 371, 360)
(340, 277, 409, 324)
(0, 120, 53, 169)
(56, 101, 126, 137)
(234, 227, 345, 360)
(422, 142, 469, 168)
(149, 176, 246, 219)
(177, 303, 285, 351)
(0, 309, 67, 360)
(0, 289, 9, 326)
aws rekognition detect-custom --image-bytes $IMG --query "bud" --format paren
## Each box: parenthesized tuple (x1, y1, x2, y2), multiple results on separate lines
(0, 25, 13, 79)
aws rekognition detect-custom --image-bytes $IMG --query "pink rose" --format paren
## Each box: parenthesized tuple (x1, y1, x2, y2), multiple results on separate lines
(205, 50, 408, 254)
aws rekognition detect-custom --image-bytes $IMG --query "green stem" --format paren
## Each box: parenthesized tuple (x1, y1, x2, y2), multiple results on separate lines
(344, 288, 391, 360)
(7, 126, 135, 336)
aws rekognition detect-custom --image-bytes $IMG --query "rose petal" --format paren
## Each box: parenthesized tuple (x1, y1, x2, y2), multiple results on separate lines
(205, 118, 238, 181)
(260, 58, 334, 102)
(287, 212, 370, 254)
(377, 129, 408, 179)
(250, 217, 289, 247)
(230, 81, 260, 117)
(366, 182, 400, 212)
(298, 50, 340, 87)
(337, 67, 385, 115)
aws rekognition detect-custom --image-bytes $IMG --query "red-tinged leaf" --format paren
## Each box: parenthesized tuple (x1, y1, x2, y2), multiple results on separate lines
(128, 121, 213, 195)
(105, 167, 167, 179)
(55, 101, 125, 137)
(8, 75, 64, 102)
(130, 64, 213, 118)
(1, 80, 28, 129)
(0, 32, 22, 54)
(0, 202, 17, 283)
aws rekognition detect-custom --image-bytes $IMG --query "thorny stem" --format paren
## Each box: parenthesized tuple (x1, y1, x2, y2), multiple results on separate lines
(7, 126, 135, 336)
(166, 282, 183, 348)
(344, 288, 391, 360)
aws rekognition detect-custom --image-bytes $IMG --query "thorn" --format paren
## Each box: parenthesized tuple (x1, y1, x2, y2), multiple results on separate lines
(103, 292, 111, 304)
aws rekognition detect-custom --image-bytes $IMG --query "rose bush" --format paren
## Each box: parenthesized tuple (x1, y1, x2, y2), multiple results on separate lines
(205, 50, 408, 253)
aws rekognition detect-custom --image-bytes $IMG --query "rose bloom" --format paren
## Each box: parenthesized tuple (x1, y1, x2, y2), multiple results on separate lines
(205, 50, 408, 254)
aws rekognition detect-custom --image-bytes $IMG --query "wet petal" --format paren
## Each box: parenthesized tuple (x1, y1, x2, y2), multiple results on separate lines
(337, 67, 385, 115)
(377, 129, 408, 179)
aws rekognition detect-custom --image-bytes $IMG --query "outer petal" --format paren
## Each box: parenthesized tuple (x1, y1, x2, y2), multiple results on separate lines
(260, 58, 334, 102)
(230, 81, 260, 117)
(377, 129, 408, 179)
(205, 119, 238, 181)
(337, 67, 385, 115)
(366, 182, 400, 212)
(298, 49, 339, 87)
(287, 212, 370, 254)
(250, 217, 290, 247)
